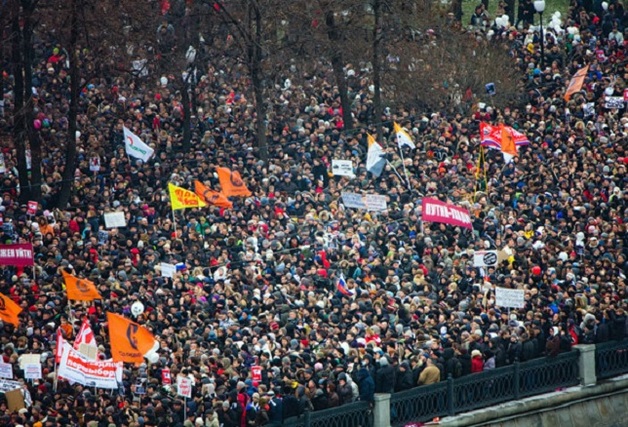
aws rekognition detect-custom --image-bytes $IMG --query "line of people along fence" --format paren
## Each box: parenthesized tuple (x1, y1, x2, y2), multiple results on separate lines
(278, 339, 628, 427)
(390, 350, 580, 426)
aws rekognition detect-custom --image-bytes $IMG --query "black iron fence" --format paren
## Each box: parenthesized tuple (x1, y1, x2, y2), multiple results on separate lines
(390, 350, 580, 427)
(278, 340, 628, 427)
(282, 400, 373, 427)
(595, 338, 628, 380)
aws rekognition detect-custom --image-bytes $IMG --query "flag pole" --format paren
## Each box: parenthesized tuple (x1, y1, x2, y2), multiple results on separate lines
(397, 145, 412, 190)
(385, 159, 411, 192)
(53, 358, 58, 392)
(171, 209, 177, 235)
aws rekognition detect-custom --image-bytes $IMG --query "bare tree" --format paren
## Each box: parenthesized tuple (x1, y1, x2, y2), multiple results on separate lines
(210, 0, 273, 162)
(8, 0, 42, 202)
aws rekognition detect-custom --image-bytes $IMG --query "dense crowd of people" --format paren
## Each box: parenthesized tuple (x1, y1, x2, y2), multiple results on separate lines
(0, 0, 626, 426)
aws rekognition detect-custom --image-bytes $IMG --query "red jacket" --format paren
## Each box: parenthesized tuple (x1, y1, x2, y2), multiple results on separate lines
(471, 356, 484, 373)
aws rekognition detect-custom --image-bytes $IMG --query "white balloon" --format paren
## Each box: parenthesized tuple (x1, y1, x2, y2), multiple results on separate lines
(602, 1, 608, 10)
(131, 301, 145, 317)
(75, 131, 81, 139)
(605, 87, 614, 96)
(146, 352, 159, 364)
(160, 76, 168, 87)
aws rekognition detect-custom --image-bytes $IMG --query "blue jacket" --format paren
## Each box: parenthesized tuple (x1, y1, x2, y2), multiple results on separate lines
(357, 367, 375, 403)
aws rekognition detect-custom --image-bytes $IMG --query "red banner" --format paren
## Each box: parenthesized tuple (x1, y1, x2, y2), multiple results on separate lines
(421, 198, 473, 230)
(0, 243, 34, 266)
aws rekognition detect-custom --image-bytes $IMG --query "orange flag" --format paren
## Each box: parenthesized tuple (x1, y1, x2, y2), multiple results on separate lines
(0, 292, 22, 326)
(194, 180, 233, 209)
(500, 125, 517, 161)
(107, 312, 155, 364)
(564, 65, 589, 101)
(62, 271, 102, 301)
(216, 167, 252, 198)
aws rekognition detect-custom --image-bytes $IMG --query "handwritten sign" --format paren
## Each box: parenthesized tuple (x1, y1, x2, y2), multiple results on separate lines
(495, 287, 525, 309)
(177, 375, 192, 398)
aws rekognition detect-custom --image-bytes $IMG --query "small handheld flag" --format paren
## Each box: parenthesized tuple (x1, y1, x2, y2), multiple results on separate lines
(336, 275, 354, 297)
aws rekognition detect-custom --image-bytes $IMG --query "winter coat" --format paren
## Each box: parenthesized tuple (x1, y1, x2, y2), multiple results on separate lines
(418, 365, 441, 385)
(471, 355, 484, 373)
(357, 368, 375, 403)
(394, 368, 414, 392)
(375, 362, 396, 393)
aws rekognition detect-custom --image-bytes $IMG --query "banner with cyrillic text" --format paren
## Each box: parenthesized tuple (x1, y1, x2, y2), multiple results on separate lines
(0, 243, 34, 267)
(58, 343, 122, 389)
(421, 198, 473, 230)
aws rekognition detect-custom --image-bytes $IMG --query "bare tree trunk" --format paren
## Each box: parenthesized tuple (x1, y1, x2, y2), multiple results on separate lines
(56, 0, 80, 208)
(10, 0, 30, 202)
(181, 75, 192, 151)
(372, 0, 383, 141)
(249, 0, 268, 162)
(22, 0, 41, 201)
(325, 10, 352, 131)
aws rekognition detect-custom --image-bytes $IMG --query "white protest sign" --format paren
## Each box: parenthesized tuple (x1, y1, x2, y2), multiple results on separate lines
(605, 96, 625, 109)
(89, 157, 101, 173)
(58, 343, 122, 389)
(160, 262, 176, 278)
(331, 160, 355, 178)
(495, 287, 525, 309)
(19, 354, 41, 370)
(342, 192, 387, 211)
(364, 194, 388, 212)
(177, 375, 192, 398)
(0, 379, 21, 393)
(104, 212, 127, 229)
(341, 192, 366, 210)
(0, 362, 13, 379)
(24, 363, 42, 380)
(0, 153, 6, 174)
(473, 250, 498, 268)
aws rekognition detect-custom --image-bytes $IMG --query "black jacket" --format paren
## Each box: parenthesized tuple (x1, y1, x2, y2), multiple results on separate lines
(375, 363, 396, 393)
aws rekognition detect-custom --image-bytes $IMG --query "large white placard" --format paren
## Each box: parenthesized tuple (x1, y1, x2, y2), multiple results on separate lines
(177, 375, 192, 398)
(331, 160, 355, 178)
(495, 287, 525, 309)
(160, 262, 176, 278)
(58, 343, 122, 389)
(473, 250, 498, 268)
(341, 192, 366, 209)
(0, 379, 21, 392)
(104, 212, 127, 229)
(0, 362, 13, 379)
(19, 354, 41, 369)
(341, 193, 387, 211)
(24, 363, 42, 380)
(605, 96, 625, 109)
(364, 194, 387, 212)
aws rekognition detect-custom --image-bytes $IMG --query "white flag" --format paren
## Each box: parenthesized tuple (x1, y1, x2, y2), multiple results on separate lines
(123, 126, 154, 162)
(366, 134, 386, 177)
(394, 122, 416, 149)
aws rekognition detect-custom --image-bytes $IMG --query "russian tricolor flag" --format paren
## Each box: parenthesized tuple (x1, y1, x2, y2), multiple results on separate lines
(336, 275, 354, 297)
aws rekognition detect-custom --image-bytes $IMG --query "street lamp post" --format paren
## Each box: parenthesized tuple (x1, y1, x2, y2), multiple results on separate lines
(534, 0, 546, 69)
